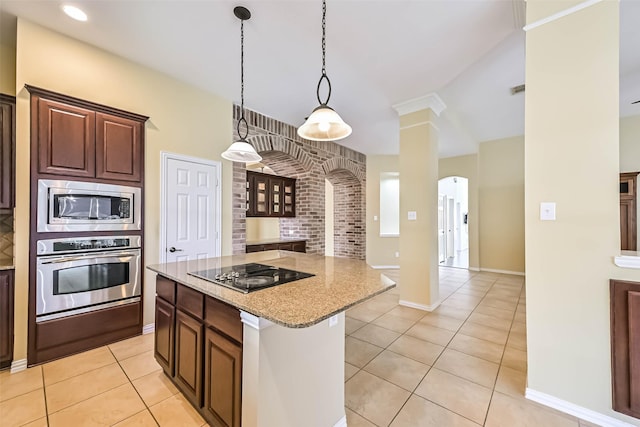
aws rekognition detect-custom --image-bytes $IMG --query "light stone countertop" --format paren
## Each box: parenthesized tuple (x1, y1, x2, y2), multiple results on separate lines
(245, 237, 307, 246)
(147, 251, 396, 328)
(0, 259, 14, 270)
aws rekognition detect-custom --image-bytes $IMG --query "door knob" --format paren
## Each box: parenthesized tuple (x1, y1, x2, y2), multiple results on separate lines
(168, 247, 183, 253)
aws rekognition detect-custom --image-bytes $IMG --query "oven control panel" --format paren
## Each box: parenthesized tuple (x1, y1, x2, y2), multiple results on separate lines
(37, 235, 142, 255)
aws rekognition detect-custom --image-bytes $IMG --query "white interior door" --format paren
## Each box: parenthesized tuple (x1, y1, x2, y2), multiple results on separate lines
(161, 153, 221, 263)
(447, 198, 455, 258)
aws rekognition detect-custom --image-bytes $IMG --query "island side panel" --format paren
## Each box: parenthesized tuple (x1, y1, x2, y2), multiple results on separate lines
(242, 312, 346, 427)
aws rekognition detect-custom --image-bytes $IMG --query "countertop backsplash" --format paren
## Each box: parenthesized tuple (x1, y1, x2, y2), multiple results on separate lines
(0, 211, 14, 262)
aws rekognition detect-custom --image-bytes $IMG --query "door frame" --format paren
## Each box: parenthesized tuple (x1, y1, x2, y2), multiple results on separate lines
(159, 151, 222, 263)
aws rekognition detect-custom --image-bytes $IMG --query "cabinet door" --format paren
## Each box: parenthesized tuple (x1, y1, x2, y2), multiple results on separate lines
(37, 98, 96, 177)
(269, 177, 284, 216)
(248, 173, 269, 217)
(621, 198, 637, 251)
(0, 96, 15, 209)
(154, 297, 175, 376)
(175, 310, 204, 407)
(96, 113, 143, 182)
(0, 271, 14, 369)
(291, 241, 306, 253)
(282, 177, 296, 217)
(204, 328, 242, 427)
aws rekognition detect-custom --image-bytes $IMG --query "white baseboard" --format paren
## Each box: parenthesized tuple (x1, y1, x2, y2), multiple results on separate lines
(468, 266, 480, 272)
(333, 415, 347, 427)
(525, 388, 637, 427)
(10, 358, 27, 373)
(399, 299, 441, 312)
(142, 323, 155, 334)
(480, 267, 525, 276)
(370, 265, 400, 269)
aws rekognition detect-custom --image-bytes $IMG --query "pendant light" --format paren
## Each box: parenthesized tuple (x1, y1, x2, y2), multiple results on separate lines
(222, 6, 262, 163)
(297, 0, 352, 142)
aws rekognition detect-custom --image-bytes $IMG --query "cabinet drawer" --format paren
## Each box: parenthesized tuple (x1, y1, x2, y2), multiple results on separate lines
(205, 297, 243, 344)
(156, 276, 176, 304)
(177, 284, 204, 320)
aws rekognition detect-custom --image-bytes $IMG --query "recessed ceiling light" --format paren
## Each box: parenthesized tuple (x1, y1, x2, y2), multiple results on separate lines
(62, 5, 88, 22)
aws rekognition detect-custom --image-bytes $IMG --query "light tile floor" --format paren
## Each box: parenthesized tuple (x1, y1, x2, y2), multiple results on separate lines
(0, 267, 598, 427)
(345, 267, 596, 427)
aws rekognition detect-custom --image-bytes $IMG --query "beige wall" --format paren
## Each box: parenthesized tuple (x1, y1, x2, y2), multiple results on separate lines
(13, 19, 234, 361)
(439, 154, 480, 270)
(246, 218, 280, 242)
(478, 136, 525, 273)
(620, 115, 640, 173)
(525, 1, 640, 424)
(366, 155, 400, 267)
(0, 43, 16, 96)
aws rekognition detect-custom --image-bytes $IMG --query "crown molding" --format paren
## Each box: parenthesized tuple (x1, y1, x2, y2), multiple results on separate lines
(392, 93, 447, 117)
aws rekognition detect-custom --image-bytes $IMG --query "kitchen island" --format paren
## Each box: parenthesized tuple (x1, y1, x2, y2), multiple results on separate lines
(148, 251, 395, 427)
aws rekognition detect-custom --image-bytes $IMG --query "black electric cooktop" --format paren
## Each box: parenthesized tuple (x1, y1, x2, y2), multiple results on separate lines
(187, 263, 315, 293)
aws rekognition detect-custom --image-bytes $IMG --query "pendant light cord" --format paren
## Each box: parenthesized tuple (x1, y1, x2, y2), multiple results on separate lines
(238, 17, 249, 140)
(317, 0, 332, 106)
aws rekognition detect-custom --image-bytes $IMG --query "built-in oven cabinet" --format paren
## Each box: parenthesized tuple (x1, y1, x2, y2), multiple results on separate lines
(154, 275, 243, 427)
(27, 85, 147, 184)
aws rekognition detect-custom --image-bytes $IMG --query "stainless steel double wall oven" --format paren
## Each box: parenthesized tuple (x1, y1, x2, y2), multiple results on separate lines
(35, 179, 142, 322)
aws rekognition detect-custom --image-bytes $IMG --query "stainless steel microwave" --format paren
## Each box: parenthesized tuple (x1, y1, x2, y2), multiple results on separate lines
(37, 179, 141, 232)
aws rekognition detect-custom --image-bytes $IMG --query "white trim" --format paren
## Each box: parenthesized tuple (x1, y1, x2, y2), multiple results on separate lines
(525, 388, 636, 427)
(614, 255, 640, 269)
(370, 265, 400, 270)
(142, 323, 155, 334)
(523, 0, 603, 32)
(398, 120, 440, 131)
(399, 299, 441, 312)
(159, 152, 222, 264)
(10, 358, 27, 373)
(333, 415, 347, 427)
(392, 93, 447, 117)
(240, 311, 274, 330)
(480, 267, 525, 276)
(468, 267, 481, 272)
(379, 233, 399, 238)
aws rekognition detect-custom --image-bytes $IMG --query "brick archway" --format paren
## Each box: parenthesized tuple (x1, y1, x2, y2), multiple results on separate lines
(248, 135, 313, 176)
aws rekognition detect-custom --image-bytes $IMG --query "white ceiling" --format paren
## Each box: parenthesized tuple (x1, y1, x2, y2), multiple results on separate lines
(1, 0, 638, 157)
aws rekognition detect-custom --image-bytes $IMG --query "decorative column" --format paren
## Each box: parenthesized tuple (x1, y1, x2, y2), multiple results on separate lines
(393, 95, 446, 311)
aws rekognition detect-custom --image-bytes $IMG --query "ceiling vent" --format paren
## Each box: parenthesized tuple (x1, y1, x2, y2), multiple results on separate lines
(511, 84, 525, 95)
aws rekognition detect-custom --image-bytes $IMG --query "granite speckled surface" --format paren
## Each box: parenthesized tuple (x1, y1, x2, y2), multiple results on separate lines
(0, 259, 14, 270)
(147, 251, 396, 328)
(245, 238, 306, 246)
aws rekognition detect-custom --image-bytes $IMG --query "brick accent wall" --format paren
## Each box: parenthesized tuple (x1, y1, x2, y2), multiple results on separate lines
(232, 105, 366, 259)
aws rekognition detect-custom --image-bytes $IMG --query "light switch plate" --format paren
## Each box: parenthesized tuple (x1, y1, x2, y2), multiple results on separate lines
(540, 202, 556, 221)
(408, 211, 417, 221)
(373, 215, 378, 221)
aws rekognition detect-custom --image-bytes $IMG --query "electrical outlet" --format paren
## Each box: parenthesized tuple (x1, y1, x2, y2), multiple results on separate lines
(395, 251, 400, 258)
(328, 315, 338, 327)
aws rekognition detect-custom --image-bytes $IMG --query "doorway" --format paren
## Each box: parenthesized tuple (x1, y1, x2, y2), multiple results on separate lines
(160, 152, 221, 263)
(438, 176, 469, 269)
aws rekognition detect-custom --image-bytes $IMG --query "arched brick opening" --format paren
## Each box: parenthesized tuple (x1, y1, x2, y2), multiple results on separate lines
(324, 162, 365, 260)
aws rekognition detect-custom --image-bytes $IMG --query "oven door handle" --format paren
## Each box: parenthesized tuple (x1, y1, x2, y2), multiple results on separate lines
(39, 250, 140, 264)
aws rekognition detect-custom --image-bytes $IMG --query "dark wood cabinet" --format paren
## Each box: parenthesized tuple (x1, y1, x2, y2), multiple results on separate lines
(154, 275, 243, 425)
(620, 173, 638, 251)
(611, 279, 640, 418)
(27, 85, 147, 184)
(246, 170, 295, 217)
(155, 296, 175, 376)
(0, 270, 14, 369)
(245, 240, 306, 254)
(0, 95, 15, 209)
(36, 97, 96, 178)
(204, 328, 242, 427)
(175, 309, 204, 407)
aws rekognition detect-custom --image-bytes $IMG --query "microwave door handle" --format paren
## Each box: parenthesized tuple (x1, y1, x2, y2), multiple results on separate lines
(40, 251, 139, 264)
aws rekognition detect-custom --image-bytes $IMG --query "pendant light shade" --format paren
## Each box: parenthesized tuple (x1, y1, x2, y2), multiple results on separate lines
(222, 6, 262, 163)
(298, 105, 352, 141)
(297, 0, 351, 142)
